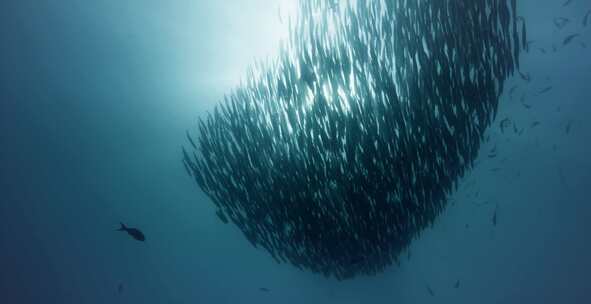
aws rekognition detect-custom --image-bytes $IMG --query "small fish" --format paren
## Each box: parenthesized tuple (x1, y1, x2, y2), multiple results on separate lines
(488, 153, 497, 158)
(508, 85, 518, 97)
(537, 86, 552, 94)
(490, 145, 497, 154)
(426, 285, 435, 296)
(537, 48, 547, 54)
(186, 131, 197, 149)
(562, 0, 573, 7)
(117, 223, 146, 241)
(117, 283, 124, 294)
(182, 159, 192, 177)
(554, 17, 570, 29)
(216, 210, 229, 224)
(465, 224, 470, 229)
(583, 10, 591, 27)
(563, 34, 580, 45)
(259, 287, 270, 292)
(565, 120, 573, 133)
(454, 280, 460, 288)
(518, 71, 531, 82)
(492, 205, 498, 226)
(490, 167, 501, 172)
(581, 42, 587, 49)
(522, 102, 532, 109)
(531, 121, 540, 128)
(552, 44, 558, 52)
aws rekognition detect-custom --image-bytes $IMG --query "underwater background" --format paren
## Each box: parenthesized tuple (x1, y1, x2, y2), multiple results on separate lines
(1, 0, 590, 303)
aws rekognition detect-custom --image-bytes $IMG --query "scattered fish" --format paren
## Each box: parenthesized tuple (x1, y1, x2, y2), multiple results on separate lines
(117, 283, 124, 294)
(117, 223, 146, 242)
(454, 280, 460, 289)
(583, 10, 591, 27)
(259, 288, 270, 292)
(581, 42, 587, 49)
(537, 48, 547, 54)
(562, 0, 574, 7)
(530, 121, 540, 128)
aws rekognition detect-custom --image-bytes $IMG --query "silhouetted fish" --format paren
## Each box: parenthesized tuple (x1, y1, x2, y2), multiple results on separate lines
(518, 71, 531, 82)
(562, 0, 573, 7)
(117, 223, 145, 241)
(531, 121, 540, 128)
(117, 283, 124, 294)
(426, 285, 435, 296)
(259, 287, 270, 292)
(563, 34, 580, 45)
(492, 205, 498, 226)
(583, 10, 591, 26)
(454, 280, 460, 288)
(554, 17, 570, 29)
(537, 86, 552, 94)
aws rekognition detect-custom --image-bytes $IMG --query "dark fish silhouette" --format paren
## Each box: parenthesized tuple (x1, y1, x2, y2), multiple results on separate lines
(563, 34, 580, 45)
(117, 223, 145, 241)
(454, 280, 460, 288)
(518, 71, 531, 82)
(537, 86, 552, 94)
(117, 283, 124, 294)
(554, 17, 570, 29)
(259, 287, 270, 292)
(522, 102, 532, 109)
(492, 205, 498, 226)
(537, 48, 547, 54)
(565, 120, 573, 133)
(531, 121, 540, 128)
(581, 42, 587, 49)
(426, 285, 435, 296)
(584, 10, 591, 26)
(562, 0, 573, 7)
(186, 131, 197, 149)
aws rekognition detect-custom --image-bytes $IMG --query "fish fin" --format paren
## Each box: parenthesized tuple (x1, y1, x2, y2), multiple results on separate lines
(117, 222, 127, 231)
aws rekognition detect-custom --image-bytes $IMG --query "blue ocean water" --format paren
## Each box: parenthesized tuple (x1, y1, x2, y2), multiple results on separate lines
(1, 1, 590, 303)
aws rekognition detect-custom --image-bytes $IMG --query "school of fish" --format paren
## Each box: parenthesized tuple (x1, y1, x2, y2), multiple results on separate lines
(182, 0, 525, 280)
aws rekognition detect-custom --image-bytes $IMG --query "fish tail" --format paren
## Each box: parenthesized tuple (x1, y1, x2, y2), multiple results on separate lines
(117, 222, 127, 231)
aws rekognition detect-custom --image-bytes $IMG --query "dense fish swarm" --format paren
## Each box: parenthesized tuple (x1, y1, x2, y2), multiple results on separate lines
(183, 0, 525, 279)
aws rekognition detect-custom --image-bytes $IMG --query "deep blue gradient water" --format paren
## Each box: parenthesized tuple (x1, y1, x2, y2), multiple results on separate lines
(1, 1, 590, 303)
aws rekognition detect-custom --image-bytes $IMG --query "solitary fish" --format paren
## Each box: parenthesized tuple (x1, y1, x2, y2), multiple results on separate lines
(537, 86, 552, 94)
(554, 17, 570, 29)
(492, 205, 498, 226)
(117, 223, 146, 241)
(562, 0, 573, 7)
(259, 287, 270, 292)
(563, 34, 580, 46)
(426, 285, 435, 296)
(584, 10, 591, 27)
(117, 283, 124, 294)
(454, 280, 460, 288)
